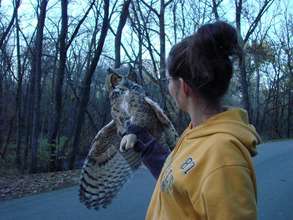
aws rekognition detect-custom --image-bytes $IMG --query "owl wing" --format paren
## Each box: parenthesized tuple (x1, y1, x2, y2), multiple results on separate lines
(144, 97, 179, 149)
(79, 120, 142, 210)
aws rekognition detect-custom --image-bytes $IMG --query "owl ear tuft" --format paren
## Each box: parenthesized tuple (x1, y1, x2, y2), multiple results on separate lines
(110, 73, 122, 88)
(105, 68, 122, 91)
(126, 64, 133, 76)
(126, 65, 137, 82)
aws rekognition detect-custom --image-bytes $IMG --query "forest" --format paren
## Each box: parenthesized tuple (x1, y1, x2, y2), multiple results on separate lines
(0, 0, 292, 174)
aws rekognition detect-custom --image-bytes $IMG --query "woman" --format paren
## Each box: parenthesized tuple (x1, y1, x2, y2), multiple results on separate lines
(120, 21, 261, 220)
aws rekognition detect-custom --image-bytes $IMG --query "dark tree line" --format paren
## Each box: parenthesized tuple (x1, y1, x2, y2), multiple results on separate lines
(0, 0, 291, 173)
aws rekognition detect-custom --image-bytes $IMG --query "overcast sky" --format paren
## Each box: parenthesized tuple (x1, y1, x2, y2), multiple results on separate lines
(1, 0, 292, 63)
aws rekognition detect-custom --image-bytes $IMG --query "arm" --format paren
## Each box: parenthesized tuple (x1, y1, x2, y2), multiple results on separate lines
(135, 137, 170, 179)
(121, 124, 170, 179)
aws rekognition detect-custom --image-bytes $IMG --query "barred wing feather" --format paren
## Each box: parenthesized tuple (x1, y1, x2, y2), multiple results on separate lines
(79, 120, 142, 209)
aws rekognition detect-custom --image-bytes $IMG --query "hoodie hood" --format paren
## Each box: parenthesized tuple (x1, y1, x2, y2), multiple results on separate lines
(183, 108, 261, 156)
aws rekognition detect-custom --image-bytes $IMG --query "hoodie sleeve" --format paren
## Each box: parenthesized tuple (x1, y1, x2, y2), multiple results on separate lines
(195, 165, 257, 220)
(124, 123, 170, 179)
(134, 138, 170, 179)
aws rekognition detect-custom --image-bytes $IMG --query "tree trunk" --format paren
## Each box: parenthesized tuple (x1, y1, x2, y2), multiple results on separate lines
(1, 116, 15, 159)
(48, 0, 68, 172)
(115, 0, 131, 68)
(235, 0, 251, 117)
(273, 76, 280, 138)
(69, 0, 110, 170)
(22, 83, 31, 172)
(30, 0, 48, 173)
(129, 1, 144, 83)
(159, 0, 166, 79)
(0, 65, 3, 156)
(285, 19, 292, 137)
(172, 2, 177, 44)
(255, 67, 260, 128)
(212, 0, 220, 20)
(287, 87, 292, 138)
(235, 0, 274, 118)
(239, 50, 251, 116)
(135, 1, 158, 74)
(15, 1, 23, 169)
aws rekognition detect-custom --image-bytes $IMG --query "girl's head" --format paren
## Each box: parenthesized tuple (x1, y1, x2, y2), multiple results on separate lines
(166, 21, 240, 109)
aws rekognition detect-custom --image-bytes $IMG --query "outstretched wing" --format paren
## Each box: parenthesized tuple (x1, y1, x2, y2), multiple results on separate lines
(79, 120, 142, 210)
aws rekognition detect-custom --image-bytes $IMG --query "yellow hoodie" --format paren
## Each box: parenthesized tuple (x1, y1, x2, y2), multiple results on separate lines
(146, 108, 261, 220)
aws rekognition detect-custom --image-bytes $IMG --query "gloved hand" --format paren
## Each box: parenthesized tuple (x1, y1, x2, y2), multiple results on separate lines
(119, 123, 171, 179)
(119, 123, 155, 153)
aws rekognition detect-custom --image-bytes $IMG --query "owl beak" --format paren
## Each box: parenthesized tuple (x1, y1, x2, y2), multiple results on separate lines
(118, 130, 125, 137)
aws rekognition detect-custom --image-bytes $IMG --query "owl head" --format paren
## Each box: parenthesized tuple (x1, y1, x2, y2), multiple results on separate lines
(105, 67, 146, 134)
(105, 66, 171, 137)
(106, 66, 145, 98)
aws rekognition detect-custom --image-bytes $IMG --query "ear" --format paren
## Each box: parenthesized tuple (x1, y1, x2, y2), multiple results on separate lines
(126, 64, 137, 82)
(126, 64, 133, 76)
(144, 96, 171, 125)
(105, 68, 122, 91)
(181, 78, 192, 97)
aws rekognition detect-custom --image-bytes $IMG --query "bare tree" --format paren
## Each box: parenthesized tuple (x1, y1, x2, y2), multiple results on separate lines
(47, 0, 68, 171)
(211, 0, 222, 20)
(47, 0, 96, 171)
(15, 0, 24, 168)
(30, 0, 49, 173)
(0, 0, 21, 50)
(0, 0, 291, 175)
(282, 11, 292, 138)
(235, 0, 275, 117)
(133, 0, 158, 74)
(115, 0, 131, 68)
(69, 0, 110, 169)
(140, 0, 173, 78)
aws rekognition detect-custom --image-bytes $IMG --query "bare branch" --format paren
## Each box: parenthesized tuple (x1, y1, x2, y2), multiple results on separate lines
(164, 0, 173, 8)
(0, 0, 21, 49)
(244, 0, 275, 44)
(211, 0, 223, 20)
(140, 0, 160, 17)
(115, 0, 131, 67)
(66, 0, 96, 50)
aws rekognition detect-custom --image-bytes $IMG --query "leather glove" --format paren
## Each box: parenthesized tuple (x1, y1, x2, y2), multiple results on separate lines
(119, 122, 171, 179)
(119, 123, 155, 153)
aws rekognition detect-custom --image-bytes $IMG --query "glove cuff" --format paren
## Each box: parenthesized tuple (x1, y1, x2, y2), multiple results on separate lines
(125, 123, 153, 144)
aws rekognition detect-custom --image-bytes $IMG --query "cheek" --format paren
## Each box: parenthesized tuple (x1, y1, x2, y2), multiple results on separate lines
(168, 82, 180, 105)
(168, 83, 172, 95)
(168, 81, 175, 97)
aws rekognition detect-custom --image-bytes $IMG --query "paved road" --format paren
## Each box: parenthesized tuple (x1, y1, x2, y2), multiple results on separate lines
(0, 167, 156, 220)
(0, 140, 292, 220)
(255, 140, 293, 220)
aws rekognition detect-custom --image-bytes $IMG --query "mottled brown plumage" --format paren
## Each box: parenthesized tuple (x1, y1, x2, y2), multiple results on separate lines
(79, 67, 178, 209)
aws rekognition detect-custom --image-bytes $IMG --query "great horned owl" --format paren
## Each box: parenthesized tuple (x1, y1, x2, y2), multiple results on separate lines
(79, 67, 178, 210)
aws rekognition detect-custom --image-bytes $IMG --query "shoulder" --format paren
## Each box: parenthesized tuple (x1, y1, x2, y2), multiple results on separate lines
(197, 133, 250, 165)
(178, 132, 252, 187)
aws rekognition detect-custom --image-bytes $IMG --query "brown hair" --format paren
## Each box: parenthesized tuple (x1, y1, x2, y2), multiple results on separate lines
(167, 21, 240, 104)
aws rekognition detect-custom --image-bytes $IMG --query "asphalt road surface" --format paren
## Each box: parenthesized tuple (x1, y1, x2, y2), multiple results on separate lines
(0, 140, 292, 220)
(254, 140, 293, 220)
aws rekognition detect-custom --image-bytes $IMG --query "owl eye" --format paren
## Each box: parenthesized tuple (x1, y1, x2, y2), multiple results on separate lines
(131, 84, 141, 91)
(111, 90, 120, 99)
